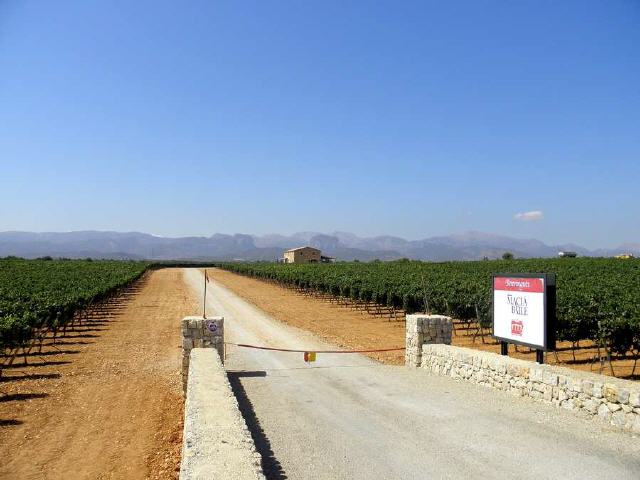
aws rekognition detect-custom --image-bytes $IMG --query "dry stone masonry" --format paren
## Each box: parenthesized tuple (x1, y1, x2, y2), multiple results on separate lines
(420, 344, 640, 434)
(181, 315, 224, 394)
(405, 314, 453, 368)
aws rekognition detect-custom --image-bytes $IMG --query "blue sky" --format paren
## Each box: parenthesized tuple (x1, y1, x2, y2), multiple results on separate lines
(1, 1, 638, 249)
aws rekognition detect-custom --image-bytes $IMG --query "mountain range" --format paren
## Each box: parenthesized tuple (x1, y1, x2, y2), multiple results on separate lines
(0, 230, 636, 262)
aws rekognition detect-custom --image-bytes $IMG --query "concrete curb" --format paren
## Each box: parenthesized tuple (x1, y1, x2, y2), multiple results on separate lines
(180, 348, 265, 480)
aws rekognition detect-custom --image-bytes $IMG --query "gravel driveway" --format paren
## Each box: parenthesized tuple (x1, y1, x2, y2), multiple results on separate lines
(185, 268, 640, 480)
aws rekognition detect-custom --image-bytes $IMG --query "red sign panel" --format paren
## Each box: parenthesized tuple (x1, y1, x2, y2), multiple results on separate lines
(494, 277, 544, 293)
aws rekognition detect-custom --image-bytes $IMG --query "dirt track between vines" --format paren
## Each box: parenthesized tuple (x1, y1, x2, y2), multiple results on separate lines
(207, 268, 407, 364)
(0, 269, 197, 480)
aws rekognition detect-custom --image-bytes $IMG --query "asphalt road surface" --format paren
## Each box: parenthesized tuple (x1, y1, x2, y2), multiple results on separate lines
(184, 269, 640, 480)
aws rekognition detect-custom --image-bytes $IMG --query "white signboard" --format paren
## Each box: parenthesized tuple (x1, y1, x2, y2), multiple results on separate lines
(493, 275, 551, 350)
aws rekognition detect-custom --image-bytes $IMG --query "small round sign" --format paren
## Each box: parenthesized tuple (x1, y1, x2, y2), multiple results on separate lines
(206, 321, 218, 334)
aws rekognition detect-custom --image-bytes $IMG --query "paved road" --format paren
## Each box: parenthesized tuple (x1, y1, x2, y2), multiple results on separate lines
(184, 269, 640, 480)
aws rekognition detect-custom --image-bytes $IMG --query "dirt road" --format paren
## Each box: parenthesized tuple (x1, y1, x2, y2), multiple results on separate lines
(207, 268, 406, 364)
(0, 269, 197, 480)
(185, 268, 640, 480)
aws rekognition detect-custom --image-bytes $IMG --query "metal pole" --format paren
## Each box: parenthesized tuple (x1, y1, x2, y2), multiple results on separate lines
(203, 270, 207, 319)
(500, 341, 508, 356)
(536, 349, 544, 364)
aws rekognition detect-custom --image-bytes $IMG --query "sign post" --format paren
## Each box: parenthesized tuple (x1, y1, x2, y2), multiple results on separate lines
(203, 269, 210, 319)
(492, 273, 556, 363)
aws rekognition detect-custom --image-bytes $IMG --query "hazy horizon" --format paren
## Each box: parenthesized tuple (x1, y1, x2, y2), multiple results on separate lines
(0, 228, 636, 251)
(0, 225, 636, 251)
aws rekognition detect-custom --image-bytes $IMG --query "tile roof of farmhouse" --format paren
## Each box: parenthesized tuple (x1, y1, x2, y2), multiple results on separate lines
(284, 246, 321, 253)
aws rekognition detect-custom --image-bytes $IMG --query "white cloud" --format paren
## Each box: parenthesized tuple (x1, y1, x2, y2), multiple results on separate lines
(514, 210, 544, 222)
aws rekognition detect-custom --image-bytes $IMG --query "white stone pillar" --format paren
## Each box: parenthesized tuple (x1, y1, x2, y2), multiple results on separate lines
(181, 316, 224, 394)
(405, 314, 452, 368)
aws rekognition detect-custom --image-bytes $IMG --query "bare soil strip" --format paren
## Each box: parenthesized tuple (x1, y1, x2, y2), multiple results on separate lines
(0, 268, 197, 480)
(209, 268, 638, 379)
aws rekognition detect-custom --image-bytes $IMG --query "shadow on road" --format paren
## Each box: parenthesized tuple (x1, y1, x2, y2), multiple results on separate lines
(226, 370, 267, 378)
(227, 370, 287, 480)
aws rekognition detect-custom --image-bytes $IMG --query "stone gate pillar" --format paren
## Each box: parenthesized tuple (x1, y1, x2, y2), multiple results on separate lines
(405, 314, 452, 368)
(181, 316, 224, 394)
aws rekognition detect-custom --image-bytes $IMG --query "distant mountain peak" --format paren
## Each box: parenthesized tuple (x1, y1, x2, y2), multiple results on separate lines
(0, 229, 634, 261)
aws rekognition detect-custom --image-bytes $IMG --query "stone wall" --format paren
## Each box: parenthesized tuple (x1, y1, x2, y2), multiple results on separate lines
(180, 348, 265, 480)
(182, 316, 224, 394)
(405, 314, 453, 368)
(421, 343, 640, 433)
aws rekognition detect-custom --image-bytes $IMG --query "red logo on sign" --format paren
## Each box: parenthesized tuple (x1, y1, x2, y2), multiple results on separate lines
(511, 320, 523, 336)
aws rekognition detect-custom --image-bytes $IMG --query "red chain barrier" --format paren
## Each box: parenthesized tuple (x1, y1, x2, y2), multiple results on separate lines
(224, 342, 405, 354)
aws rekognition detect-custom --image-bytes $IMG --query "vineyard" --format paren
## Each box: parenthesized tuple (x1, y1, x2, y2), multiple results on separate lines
(0, 258, 149, 376)
(217, 258, 640, 373)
